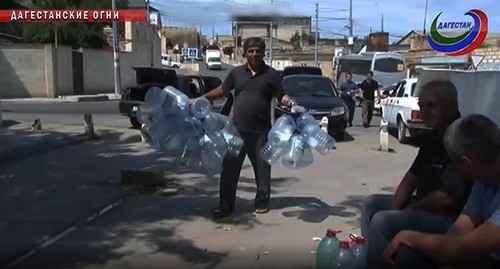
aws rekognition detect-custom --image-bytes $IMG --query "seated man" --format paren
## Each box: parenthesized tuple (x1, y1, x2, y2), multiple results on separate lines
(384, 114, 500, 269)
(360, 80, 473, 269)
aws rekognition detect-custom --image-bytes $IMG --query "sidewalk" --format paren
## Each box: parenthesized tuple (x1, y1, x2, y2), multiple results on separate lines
(0, 119, 418, 268)
(1, 93, 121, 103)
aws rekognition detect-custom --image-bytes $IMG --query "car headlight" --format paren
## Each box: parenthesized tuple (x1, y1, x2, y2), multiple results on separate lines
(330, 106, 345, 117)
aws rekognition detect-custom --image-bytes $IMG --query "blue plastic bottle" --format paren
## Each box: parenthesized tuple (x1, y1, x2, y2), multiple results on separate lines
(316, 229, 342, 269)
(334, 240, 357, 269)
(349, 234, 367, 269)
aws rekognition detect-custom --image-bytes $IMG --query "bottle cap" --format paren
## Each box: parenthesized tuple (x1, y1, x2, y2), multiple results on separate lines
(326, 229, 342, 237)
(349, 233, 366, 244)
(339, 240, 350, 249)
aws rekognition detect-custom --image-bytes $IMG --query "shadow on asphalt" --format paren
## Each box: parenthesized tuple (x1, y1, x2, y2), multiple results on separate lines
(0, 119, 21, 128)
(3, 128, 350, 269)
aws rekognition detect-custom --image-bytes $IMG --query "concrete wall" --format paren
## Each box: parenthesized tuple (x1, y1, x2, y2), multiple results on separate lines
(0, 44, 57, 98)
(82, 38, 161, 94)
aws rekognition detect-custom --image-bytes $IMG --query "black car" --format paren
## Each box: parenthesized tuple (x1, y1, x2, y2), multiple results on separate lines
(275, 74, 348, 140)
(118, 67, 223, 128)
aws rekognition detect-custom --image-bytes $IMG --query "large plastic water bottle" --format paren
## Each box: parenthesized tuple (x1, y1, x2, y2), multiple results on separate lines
(316, 229, 342, 269)
(281, 134, 313, 169)
(260, 114, 296, 165)
(268, 115, 296, 146)
(191, 97, 211, 119)
(296, 113, 336, 155)
(334, 240, 357, 269)
(220, 129, 244, 157)
(202, 112, 227, 131)
(141, 115, 173, 149)
(178, 138, 201, 169)
(136, 105, 159, 125)
(349, 234, 367, 269)
(162, 86, 189, 113)
(144, 86, 167, 107)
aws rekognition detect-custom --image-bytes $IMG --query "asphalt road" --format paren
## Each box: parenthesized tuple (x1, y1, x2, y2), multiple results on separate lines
(1, 62, 234, 129)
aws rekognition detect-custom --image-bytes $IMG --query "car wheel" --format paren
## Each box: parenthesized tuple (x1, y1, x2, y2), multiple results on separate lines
(397, 118, 408, 144)
(173, 65, 179, 68)
(130, 117, 141, 129)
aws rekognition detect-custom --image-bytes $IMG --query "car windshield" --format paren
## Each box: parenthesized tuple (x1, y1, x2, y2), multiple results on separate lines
(208, 57, 221, 62)
(283, 76, 337, 97)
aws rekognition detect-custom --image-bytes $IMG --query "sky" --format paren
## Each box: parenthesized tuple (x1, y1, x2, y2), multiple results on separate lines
(150, 0, 499, 43)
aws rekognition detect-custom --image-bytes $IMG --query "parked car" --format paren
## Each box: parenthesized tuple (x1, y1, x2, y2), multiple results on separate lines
(283, 66, 322, 76)
(161, 55, 181, 68)
(379, 77, 428, 143)
(119, 67, 223, 128)
(275, 74, 348, 140)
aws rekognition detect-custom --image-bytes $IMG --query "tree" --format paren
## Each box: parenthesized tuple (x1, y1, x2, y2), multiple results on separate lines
(23, 0, 128, 48)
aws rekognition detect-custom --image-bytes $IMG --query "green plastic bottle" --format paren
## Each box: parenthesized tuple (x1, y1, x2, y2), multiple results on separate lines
(316, 229, 342, 269)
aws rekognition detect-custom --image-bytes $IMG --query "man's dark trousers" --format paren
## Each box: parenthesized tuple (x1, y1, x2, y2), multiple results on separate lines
(362, 99, 374, 126)
(219, 130, 271, 211)
(347, 102, 355, 126)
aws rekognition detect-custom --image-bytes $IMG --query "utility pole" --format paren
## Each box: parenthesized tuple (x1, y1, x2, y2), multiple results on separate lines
(146, 0, 153, 66)
(314, 3, 319, 66)
(269, 19, 273, 66)
(111, 0, 121, 95)
(423, 0, 429, 35)
(381, 13, 384, 32)
(349, 0, 353, 54)
(212, 22, 215, 39)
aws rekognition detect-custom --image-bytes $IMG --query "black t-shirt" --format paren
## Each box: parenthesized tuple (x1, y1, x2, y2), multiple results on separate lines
(222, 64, 285, 133)
(360, 79, 379, 100)
(408, 127, 473, 216)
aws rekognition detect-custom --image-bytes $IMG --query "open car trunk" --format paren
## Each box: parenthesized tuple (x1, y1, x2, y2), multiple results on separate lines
(128, 67, 179, 101)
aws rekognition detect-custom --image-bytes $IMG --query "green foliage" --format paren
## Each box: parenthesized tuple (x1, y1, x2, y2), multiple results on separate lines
(23, 0, 129, 48)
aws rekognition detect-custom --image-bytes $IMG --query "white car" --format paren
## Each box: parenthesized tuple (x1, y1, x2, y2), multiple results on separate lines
(161, 56, 181, 68)
(380, 78, 428, 143)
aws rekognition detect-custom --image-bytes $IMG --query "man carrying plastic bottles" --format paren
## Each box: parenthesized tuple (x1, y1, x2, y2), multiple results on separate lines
(189, 37, 292, 219)
(359, 80, 473, 269)
(383, 114, 500, 269)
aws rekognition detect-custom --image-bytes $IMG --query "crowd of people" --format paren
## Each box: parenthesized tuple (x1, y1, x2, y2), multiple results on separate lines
(195, 36, 500, 268)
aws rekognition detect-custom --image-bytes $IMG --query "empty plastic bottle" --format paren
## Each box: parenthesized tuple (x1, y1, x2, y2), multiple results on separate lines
(349, 234, 367, 269)
(281, 134, 313, 169)
(161, 86, 189, 113)
(296, 113, 336, 155)
(160, 132, 187, 156)
(260, 114, 297, 165)
(136, 104, 158, 125)
(220, 129, 244, 157)
(144, 86, 167, 108)
(202, 112, 223, 131)
(140, 116, 174, 149)
(200, 131, 228, 159)
(178, 139, 201, 169)
(191, 97, 211, 119)
(316, 229, 342, 269)
(334, 240, 357, 269)
(268, 114, 296, 146)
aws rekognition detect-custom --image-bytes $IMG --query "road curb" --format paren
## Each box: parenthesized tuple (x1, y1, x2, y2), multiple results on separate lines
(0, 134, 87, 166)
(68, 95, 110, 102)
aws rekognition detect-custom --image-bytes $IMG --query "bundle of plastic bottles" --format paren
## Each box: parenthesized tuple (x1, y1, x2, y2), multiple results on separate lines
(136, 86, 244, 177)
(259, 105, 336, 169)
(316, 230, 367, 269)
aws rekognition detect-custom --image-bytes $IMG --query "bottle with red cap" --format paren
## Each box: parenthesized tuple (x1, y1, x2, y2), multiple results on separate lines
(350, 233, 367, 269)
(333, 240, 357, 269)
(316, 229, 342, 269)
